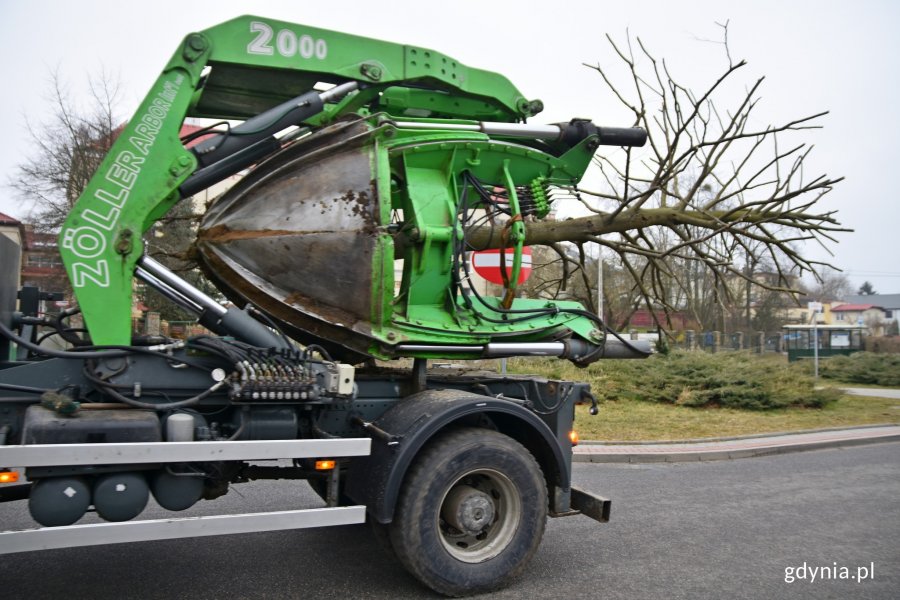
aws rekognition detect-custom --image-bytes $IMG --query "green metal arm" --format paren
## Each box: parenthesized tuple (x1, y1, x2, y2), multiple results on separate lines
(59, 15, 541, 346)
(192, 16, 541, 122)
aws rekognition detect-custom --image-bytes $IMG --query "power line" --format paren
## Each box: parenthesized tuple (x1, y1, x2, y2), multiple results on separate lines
(842, 271, 900, 278)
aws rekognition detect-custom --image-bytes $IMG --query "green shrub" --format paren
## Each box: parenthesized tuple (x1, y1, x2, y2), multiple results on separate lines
(815, 352, 900, 387)
(509, 351, 839, 410)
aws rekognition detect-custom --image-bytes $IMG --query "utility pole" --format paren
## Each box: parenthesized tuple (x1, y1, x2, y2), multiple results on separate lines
(597, 251, 604, 321)
(808, 301, 822, 379)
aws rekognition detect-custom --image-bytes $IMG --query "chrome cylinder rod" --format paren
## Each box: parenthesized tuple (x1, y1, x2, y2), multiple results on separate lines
(395, 342, 566, 357)
(395, 339, 651, 360)
(136, 255, 226, 317)
(133, 267, 204, 315)
(318, 81, 360, 103)
(391, 120, 561, 140)
(390, 120, 647, 148)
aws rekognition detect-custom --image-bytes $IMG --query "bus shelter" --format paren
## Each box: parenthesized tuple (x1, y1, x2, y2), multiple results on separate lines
(782, 324, 866, 362)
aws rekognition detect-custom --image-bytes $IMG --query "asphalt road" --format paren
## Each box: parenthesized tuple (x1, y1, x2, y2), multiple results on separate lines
(1, 443, 897, 600)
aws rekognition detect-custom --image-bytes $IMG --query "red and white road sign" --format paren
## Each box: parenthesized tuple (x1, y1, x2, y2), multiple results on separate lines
(471, 247, 533, 285)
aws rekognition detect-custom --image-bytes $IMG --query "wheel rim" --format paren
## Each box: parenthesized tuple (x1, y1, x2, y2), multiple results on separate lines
(437, 468, 522, 563)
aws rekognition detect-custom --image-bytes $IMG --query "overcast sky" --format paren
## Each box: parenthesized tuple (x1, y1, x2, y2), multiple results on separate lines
(1, 0, 898, 293)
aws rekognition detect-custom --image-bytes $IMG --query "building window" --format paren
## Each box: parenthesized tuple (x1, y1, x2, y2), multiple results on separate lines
(886, 310, 894, 319)
(26, 254, 63, 268)
(835, 313, 845, 321)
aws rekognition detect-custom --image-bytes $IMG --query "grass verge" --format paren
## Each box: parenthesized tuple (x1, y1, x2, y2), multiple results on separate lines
(573, 395, 900, 441)
(503, 353, 898, 441)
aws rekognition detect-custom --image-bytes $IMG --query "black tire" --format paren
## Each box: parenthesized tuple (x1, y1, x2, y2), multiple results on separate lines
(389, 427, 548, 597)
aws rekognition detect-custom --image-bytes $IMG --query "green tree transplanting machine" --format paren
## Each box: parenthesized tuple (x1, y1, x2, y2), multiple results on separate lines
(0, 16, 648, 596)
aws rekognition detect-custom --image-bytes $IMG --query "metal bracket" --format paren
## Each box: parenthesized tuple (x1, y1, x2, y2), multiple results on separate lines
(411, 357, 427, 394)
(570, 486, 611, 523)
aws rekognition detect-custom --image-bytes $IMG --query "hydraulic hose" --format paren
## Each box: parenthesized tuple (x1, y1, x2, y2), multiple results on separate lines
(0, 320, 132, 359)
(82, 366, 227, 411)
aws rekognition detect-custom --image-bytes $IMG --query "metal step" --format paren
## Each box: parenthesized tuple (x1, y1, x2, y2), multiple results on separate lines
(0, 506, 366, 554)
(0, 438, 371, 467)
(0, 438, 372, 554)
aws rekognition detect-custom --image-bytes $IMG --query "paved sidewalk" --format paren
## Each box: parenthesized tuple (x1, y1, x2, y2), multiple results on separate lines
(841, 387, 900, 399)
(573, 425, 900, 463)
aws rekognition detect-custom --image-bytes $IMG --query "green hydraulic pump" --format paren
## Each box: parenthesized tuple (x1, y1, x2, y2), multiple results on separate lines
(58, 15, 649, 364)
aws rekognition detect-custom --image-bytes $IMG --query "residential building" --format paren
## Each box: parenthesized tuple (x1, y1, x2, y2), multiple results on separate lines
(0, 212, 24, 248)
(19, 225, 68, 297)
(780, 300, 832, 326)
(837, 294, 900, 331)
(830, 303, 888, 336)
(624, 309, 692, 331)
(0, 213, 25, 311)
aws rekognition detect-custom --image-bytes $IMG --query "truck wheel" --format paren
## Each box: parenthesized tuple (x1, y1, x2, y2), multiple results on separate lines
(389, 427, 547, 596)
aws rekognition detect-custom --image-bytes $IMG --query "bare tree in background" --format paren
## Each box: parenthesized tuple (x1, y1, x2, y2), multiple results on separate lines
(469, 24, 847, 330)
(803, 270, 853, 301)
(10, 70, 211, 323)
(10, 70, 122, 230)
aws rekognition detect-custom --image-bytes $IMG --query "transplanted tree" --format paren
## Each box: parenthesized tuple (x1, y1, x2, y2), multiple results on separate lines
(469, 24, 847, 329)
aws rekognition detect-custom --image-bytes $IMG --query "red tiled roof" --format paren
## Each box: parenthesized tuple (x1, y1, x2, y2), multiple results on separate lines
(0, 211, 21, 225)
(831, 304, 882, 311)
(112, 122, 213, 148)
(627, 309, 690, 328)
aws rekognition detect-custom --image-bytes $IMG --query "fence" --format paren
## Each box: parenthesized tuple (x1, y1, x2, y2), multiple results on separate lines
(629, 330, 785, 354)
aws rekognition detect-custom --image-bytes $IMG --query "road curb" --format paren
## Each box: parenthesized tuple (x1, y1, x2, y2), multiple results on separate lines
(578, 422, 900, 446)
(573, 427, 900, 463)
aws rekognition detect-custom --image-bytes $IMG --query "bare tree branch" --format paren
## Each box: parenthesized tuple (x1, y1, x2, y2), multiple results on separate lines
(475, 24, 846, 332)
(10, 69, 122, 231)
